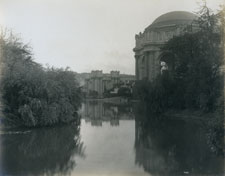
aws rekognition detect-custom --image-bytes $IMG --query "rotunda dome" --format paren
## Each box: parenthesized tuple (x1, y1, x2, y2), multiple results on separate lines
(148, 11, 197, 28)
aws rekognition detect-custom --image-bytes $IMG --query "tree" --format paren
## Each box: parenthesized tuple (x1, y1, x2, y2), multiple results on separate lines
(118, 87, 131, 97)
(0, 32, 82, 127)
(161, 3, 224, 112)
(134, 3, 224, 113)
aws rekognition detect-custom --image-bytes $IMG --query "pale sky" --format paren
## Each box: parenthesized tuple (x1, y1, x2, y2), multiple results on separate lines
(0, 0, 224, 74)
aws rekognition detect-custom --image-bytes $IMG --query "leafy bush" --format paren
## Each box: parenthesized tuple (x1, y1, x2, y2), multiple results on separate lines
(0, 33, 82, 127)
(118, 87, 131, 97)
(134, 73, 178, 114)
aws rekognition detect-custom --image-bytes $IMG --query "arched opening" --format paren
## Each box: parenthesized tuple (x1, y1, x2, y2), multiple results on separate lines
(159, 52, 175, 74)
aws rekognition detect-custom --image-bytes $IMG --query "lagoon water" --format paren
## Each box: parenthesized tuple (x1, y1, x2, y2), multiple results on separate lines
(0, 101, 224, 176)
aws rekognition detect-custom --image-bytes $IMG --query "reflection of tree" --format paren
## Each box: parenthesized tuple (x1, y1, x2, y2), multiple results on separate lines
(1, 122, 85, 176)
(134, 108, 224, 176)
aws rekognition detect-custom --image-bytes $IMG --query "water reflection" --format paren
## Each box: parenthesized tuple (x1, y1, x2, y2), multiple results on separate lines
(83, 100, 134, 126)
(0, 102, 224, 176)
(134, 104, 224, 175)
(0, 122, 85, 176)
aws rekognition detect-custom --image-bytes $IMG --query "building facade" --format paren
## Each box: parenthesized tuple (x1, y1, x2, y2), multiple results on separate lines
(133, 11, 197, 81)
(85, 70, 105, 97)
(84, 70, 135, 98)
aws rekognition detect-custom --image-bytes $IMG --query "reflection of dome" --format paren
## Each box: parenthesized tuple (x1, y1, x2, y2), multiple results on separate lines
(148, 11, 197, 28)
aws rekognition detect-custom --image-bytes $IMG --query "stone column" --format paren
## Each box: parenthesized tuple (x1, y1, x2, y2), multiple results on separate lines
(135, 56, 139, 80)
(146, 52, 149, 80)
(152, 52, 155, 80)
(155, 51, 161, 77)
(148, 52, 152, 81)
(0, 38, 3, 116)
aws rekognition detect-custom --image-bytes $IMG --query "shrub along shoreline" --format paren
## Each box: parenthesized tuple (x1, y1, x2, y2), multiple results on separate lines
(0, 33, 82, 128)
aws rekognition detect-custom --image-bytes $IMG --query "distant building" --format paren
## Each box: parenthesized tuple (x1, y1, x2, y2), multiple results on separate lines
(133, 11, 197, 81)
(84, 70, 135, 98)
(85, 70, 104, 97)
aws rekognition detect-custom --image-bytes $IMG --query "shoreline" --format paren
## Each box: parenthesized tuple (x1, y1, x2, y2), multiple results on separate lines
(163, 109, 224, 128)
(84, 96, 135, 105)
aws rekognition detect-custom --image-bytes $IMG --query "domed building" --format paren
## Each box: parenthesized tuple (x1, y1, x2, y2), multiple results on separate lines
(133, 11, 197, 81)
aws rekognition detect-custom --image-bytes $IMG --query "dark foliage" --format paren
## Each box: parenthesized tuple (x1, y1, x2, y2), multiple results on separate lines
(117, 87, 131, 97)
(134, 4, 224, 113)
(0, 33, 82, 127)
